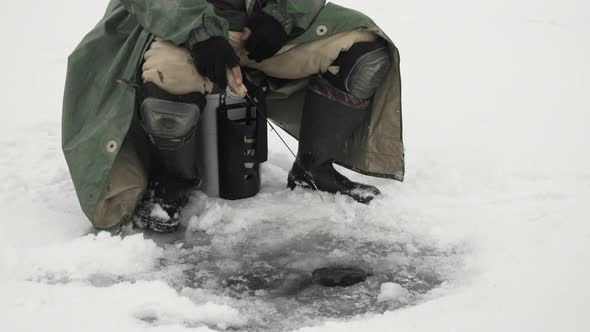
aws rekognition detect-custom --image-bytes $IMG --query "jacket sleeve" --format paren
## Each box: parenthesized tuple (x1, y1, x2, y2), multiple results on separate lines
(120, 0, 229, 46)
(262, 0, 325, 35)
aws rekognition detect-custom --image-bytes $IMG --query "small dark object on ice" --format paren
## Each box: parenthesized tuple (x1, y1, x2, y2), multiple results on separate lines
(312, 267, 370, 287)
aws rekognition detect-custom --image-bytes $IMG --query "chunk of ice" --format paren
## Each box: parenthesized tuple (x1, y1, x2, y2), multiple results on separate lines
(377, 282, 410, 303)
(150, 204, 170, 221)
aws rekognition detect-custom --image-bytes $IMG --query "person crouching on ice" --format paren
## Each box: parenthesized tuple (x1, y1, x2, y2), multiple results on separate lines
(62, 0, 404, 233)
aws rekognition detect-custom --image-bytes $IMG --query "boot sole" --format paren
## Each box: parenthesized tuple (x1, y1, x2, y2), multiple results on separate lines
(287, 175, 377, 205)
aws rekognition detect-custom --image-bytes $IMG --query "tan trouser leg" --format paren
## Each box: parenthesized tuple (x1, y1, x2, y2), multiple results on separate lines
(142, 38, 215, 95)
(93, 136, 148, 230)
(142, 31, 378, 94)
(233, 30, 378, 79)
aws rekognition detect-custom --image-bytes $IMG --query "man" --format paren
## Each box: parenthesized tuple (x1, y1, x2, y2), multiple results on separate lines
(62, 0, 404, 233)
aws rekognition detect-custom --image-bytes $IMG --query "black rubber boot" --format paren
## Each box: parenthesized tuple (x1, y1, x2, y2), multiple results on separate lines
(287, 78, 382, 204)
(133, 177, 196, 232)
(288, 160, 381, 204)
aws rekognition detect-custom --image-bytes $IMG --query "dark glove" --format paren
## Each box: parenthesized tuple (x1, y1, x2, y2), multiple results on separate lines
(244, 13, 288, 63)
(191, 36, 240, 89)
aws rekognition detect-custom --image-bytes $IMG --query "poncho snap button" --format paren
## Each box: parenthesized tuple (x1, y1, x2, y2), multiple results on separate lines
(316, 25, 328, 36)
(106, 140, 118, 153)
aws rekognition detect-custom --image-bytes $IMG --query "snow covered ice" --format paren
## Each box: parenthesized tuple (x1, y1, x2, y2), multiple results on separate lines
(1, 0, 590, 331)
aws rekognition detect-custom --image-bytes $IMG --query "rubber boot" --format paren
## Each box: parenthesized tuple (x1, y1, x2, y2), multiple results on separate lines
(133, 176, 196, 232)
(287, 78, 382, 204)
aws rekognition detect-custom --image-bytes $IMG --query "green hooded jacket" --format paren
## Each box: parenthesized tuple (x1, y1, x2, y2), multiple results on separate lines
(62, 0, 403, 223)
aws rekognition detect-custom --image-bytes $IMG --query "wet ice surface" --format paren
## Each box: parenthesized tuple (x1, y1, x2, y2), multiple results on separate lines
(74, 190, 467, 332)
(129, 237, 461, 331)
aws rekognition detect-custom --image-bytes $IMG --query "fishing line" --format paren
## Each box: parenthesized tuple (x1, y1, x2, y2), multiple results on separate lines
(244, 93, 324, 201)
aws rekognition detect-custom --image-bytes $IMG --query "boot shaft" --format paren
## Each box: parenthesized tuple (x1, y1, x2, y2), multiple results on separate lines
(297, 77, 370, 168)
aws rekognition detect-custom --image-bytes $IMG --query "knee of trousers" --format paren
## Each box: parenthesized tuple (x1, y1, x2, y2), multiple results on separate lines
(138, 82, 204, 179)
(325, 40, 392, 100)
(139, 82, 205, 150)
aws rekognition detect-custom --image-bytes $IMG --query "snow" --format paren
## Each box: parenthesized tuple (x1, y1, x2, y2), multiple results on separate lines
(1, 0, 590, 331)
(0, 281, 247, 332)
(377, 283, 410, 303)
(1, 233, 164, 281)
(152, 204, 172, 221)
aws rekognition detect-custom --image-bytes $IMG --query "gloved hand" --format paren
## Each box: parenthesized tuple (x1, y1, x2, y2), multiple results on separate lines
(243, 13, 288, 63)
(191, 36, 241, 90)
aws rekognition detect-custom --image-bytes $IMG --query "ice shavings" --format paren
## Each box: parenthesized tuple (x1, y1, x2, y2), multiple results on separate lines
(0, 280, 247, 332)
(132, 287, 247, 330)
(147, 188, 466, 330)
(0, 233, 164, 282)
(151, 203, 171, 221)
(377, 282, 411, 303)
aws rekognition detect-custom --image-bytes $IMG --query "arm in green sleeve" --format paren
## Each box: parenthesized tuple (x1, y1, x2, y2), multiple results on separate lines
(120, 0, 229, 45)
(262, 0, 326, 35)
